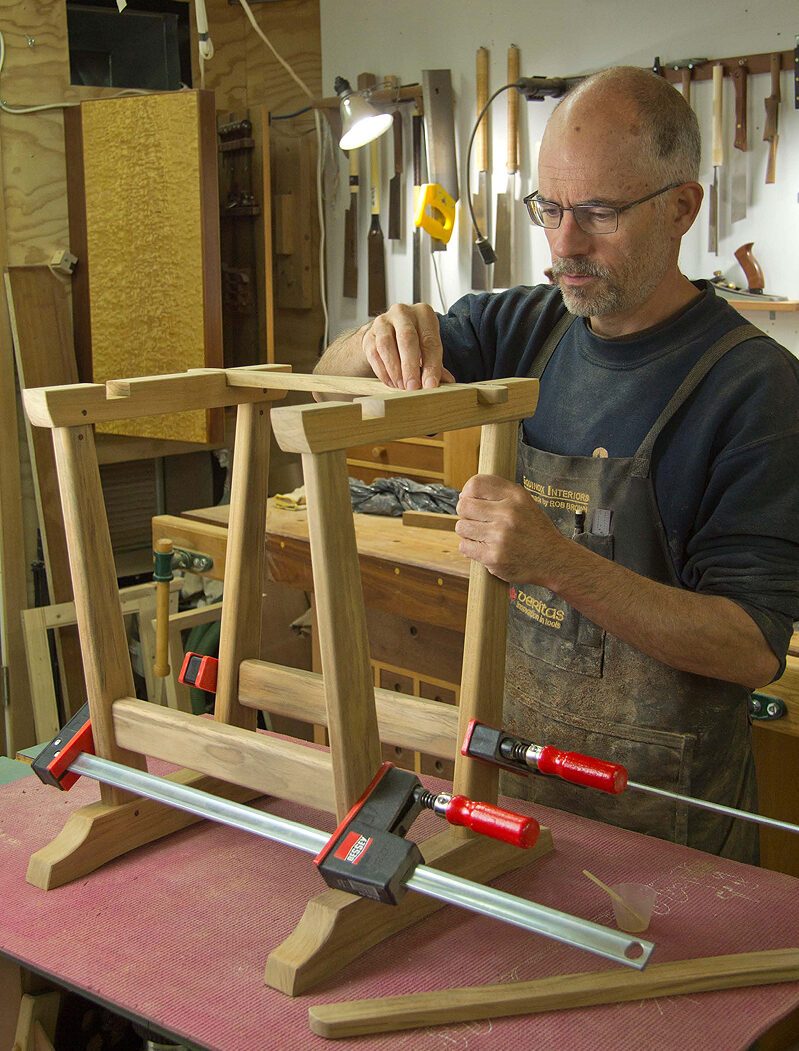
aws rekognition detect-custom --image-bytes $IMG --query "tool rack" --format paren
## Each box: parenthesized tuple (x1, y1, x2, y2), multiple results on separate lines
(22, 364, 555, 996)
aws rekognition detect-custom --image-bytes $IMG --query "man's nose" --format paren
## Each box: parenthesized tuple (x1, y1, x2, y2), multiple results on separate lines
(546, 209, 592, 257)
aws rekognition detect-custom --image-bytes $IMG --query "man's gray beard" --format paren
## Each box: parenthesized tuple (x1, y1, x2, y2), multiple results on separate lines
(558, 277, 624, 317)
(552, 244, 670, 319)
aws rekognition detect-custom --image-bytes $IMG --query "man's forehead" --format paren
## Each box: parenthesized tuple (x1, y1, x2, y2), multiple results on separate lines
(538, 119, 648, 200)
(537, 153, 643, 202)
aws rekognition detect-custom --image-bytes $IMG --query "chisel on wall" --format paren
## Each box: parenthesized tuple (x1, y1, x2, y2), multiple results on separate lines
(367, 136, 387, 316)
(708, 63, 722, 254)
(411, 109, 423, 302)
(357, 73, 387, 316)
(493, 44, 520, 289)
(763, 53, 781, 185)
(342, 149, 358, 298)
(471, 46, 491, 290)
(388, 110, 403, 240)
(730, 63, 748, 222)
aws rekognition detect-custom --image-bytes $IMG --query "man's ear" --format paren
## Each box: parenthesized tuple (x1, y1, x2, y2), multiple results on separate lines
(672, 181, 703, 236)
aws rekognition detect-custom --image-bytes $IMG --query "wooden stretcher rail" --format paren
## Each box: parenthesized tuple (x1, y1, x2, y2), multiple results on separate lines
(21, 367, 409, 429)
(224, 367, 408, 397)
(23, 370, 283, 428)
(238, 660, 459, 758)
(271, 379, 538, 454)
(112, 698, 335, 811)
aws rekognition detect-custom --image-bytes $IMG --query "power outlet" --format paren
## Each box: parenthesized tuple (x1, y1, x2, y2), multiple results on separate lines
(50, 249, 78, 275)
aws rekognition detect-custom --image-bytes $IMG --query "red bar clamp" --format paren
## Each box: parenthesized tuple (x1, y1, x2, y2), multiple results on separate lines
(462, 719, 628, 794)
(315, 763, 540, 905)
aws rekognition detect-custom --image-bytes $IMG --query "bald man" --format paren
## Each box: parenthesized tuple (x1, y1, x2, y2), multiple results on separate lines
(315, 67, 799, 862)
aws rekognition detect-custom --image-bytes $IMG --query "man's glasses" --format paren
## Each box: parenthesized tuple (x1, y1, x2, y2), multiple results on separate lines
(524, 182, 683, 235)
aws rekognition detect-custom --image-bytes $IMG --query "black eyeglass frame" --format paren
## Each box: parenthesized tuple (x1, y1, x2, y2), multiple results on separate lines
(523, 181, 684, 234)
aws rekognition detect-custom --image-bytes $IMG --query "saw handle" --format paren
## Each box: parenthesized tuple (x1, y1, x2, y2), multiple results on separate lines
(734, 242, 765, 292)
(444, 796, 540, 848)
(537, 745, 628, 795)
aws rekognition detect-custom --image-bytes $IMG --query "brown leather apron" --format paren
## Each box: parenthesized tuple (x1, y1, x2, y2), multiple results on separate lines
(503, 315, 761, 862)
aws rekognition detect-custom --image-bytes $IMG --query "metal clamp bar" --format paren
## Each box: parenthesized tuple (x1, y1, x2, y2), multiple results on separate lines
(71, 754, 654, 969)
(627, 779, 799, 836)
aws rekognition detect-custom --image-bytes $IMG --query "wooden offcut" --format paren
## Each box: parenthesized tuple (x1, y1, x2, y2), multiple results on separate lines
(307, 949, 799, 1039)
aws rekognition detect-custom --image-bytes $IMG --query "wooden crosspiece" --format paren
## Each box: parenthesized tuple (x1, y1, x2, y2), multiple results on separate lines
(21, 366, 550, 995)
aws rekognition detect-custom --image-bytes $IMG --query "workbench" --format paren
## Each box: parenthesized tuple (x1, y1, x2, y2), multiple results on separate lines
(1, 757, 799, 1050)
(152, 501, 799, 876)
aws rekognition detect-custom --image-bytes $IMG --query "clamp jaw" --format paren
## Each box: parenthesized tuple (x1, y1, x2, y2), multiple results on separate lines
(462, 719, 628, 794)
(315, 763, 540, 905)
(32, 702, 94, 791)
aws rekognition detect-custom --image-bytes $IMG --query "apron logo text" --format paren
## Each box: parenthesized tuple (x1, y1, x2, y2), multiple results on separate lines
(512, 588, 565, 630)
(523, 477, 589, 515)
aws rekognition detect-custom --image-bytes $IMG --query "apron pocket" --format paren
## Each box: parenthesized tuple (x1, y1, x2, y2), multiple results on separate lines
(502, 688, 694, 844)
(507, 533, 613, 679)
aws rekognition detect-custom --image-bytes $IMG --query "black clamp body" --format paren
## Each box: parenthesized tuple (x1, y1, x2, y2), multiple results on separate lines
(32, 702, 94, 791)
(461, 719, 528, 774)
(314, 764, 425, 905)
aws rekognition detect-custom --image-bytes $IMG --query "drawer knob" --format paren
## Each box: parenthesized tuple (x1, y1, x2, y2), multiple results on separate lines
(371, 446, 387, 459)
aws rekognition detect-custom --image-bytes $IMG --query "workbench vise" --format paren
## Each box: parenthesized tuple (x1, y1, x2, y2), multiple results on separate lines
(315, 762, 540, 905)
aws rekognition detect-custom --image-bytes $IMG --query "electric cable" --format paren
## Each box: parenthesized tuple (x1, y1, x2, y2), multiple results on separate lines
(236, 0, 329, 347)
(464, 75, 583, 260)
(0, 30, 152, 113)
(464, 83, 517, 262)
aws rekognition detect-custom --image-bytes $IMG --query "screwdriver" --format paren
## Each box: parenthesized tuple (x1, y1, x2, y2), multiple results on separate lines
(462, 719, 799, 836)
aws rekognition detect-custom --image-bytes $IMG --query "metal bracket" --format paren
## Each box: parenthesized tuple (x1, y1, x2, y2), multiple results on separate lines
(171, 547, 214, 574)
(750, 693, 787, 721)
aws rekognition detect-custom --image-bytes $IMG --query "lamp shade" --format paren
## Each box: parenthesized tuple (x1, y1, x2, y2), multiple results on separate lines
(335, 77, 393, 150)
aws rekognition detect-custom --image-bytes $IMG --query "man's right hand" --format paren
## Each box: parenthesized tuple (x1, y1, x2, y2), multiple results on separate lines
(364, 304, 455, 390)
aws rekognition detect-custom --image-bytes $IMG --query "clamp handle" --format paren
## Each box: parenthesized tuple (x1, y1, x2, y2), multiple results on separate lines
(536, 745, 627, 794)
(444, 796, 540, 848)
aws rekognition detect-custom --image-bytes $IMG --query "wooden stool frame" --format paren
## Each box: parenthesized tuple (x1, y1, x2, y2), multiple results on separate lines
(22, 365, 550, 996)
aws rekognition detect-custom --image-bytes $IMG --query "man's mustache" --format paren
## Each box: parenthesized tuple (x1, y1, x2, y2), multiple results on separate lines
(550, 259, 610, 279)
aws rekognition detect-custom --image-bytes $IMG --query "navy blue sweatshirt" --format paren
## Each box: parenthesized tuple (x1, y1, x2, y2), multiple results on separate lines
(439, 281, 799, 674)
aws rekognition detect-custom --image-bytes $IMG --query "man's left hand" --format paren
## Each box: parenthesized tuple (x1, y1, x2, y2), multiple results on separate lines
(455, 475, 567, 585)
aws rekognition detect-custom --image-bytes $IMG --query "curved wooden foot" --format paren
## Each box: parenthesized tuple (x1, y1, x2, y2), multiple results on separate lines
(264, 824, 553, 996)
(27, 770, 262, 890)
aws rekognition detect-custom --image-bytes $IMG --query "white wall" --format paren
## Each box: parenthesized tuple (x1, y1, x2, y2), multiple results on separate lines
(320, 0, 799, 354)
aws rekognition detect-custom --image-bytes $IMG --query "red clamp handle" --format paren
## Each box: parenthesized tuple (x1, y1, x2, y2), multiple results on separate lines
(444, 796, 540, 848)
(537, 746, 627, 794)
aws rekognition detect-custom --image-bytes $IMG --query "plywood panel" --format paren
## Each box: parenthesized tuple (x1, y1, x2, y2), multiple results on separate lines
(0, 0, 124, 267)
(243, 0, 322, 114)
(78, 90, 222, 442)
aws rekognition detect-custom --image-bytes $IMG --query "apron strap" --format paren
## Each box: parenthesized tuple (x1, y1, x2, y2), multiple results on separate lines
(631, 323, 762, 478)
(528, 309, 577, 379)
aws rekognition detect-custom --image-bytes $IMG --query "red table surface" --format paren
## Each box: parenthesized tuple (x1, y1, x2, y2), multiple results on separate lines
(1, 760, 798, 1051)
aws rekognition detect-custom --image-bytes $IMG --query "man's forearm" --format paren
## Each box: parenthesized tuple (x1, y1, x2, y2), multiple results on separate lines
(314, 322, 374, 377)
(545, 542, 779, 689)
